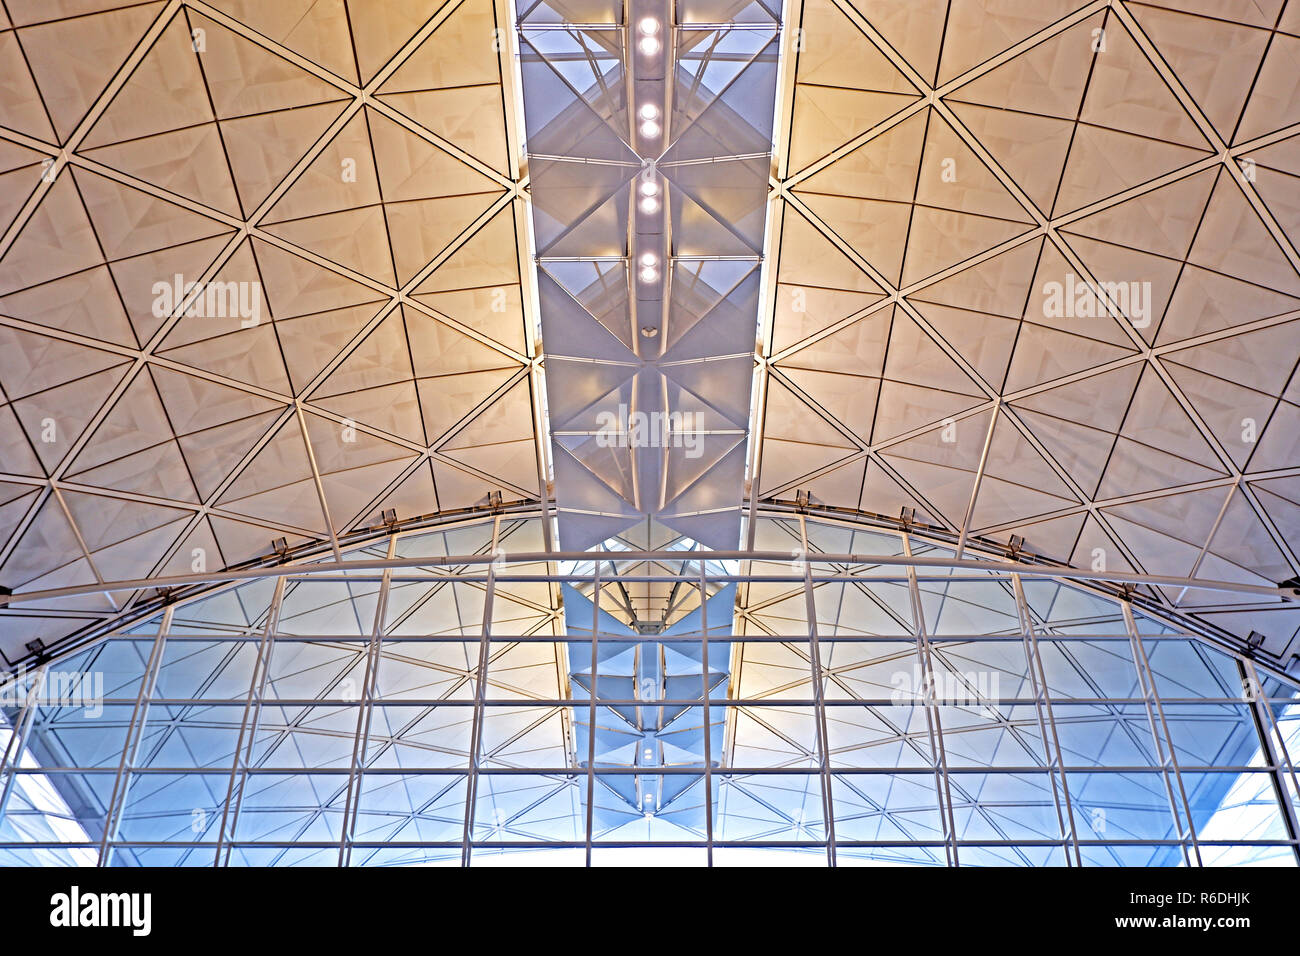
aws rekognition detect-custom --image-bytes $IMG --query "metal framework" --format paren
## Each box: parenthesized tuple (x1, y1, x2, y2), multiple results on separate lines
(0, 0, 1298, 869)
(0, 0, 551, 667)
(1, 507, 1297, 867)
(749, 0, 1300, 669)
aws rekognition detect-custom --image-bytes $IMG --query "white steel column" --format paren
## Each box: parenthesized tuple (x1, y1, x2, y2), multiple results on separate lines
(0, 664, 47, 830)
(338, 534, 397, 866)
(1242, 658, 1300, 865)
(1012, 574, 1081, 865)
(98, 604, 173, 866)
(901, 531, 960, 866)
(1122, 600, 1202, 866)
(584, 558, 601, 866)
(214, 575, 287, 866)
(462, 516, 502, 866)
(798, 514, 837, 865)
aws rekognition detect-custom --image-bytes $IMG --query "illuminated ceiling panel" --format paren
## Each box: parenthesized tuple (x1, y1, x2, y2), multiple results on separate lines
(754, 0, 1300, 669)
(0, 0, 1298, 871)
(521, 0, 780, 554)
(0, 0, 544, 666)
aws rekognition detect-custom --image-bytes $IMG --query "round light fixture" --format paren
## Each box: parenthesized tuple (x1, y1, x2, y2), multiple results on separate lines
(638, 17, 660, 35)
(638, 179, 659, 197)
(640, 252, 658, 267)
(639, 119, 661, 138)
(637, 35, 661, 55)
(639, 266, 659, 283)
(638, 196, 660, 214)
(638, 103, 659, 121)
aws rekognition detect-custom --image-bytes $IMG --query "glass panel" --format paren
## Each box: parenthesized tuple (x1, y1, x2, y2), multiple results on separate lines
(3, 513, 1293, 866)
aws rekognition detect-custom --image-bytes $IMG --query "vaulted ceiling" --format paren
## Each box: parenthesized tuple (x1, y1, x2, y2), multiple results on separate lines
(754, 0, 1300, 664)
(0, 0, 542, 664)
(0, 0, 1298, 671)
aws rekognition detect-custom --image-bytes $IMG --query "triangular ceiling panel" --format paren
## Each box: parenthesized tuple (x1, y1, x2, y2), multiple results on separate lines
(0, 0, 543, 665)
(785, 0, 920, 174)
(0, 0, 1298, 688)
(17, 2, 163, 142)
(205, 0, 359, 84)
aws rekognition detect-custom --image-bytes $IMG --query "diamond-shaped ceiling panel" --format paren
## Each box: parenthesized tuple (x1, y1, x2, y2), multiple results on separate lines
(757, 0, 1300, 665)
(520, 2, 779, 555)
(0, 0, 541, 666)
(1, 0, 1299, 678)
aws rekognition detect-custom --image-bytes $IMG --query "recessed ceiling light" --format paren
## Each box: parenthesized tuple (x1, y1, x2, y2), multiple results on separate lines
(638, 35, 661, 55)
(639, 119, 661, 138)
(638, 17, 660, 35)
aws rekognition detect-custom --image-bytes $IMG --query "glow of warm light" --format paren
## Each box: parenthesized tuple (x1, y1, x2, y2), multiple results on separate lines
(639, 119, 661, 138)
(639, 266, 659, 283)
(638, 35, 661, 55)
(638, 196, 660, 214)
(638, 103, 659, 121)
(640, 252, 658, 267)
(638, 17, 660, 35)
(639, 179, 659, 197)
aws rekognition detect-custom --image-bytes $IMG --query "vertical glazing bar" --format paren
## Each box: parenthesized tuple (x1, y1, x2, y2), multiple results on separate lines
(338, 533, 396, 866)
(797, 515, 837, 866)
(584, 559, 601, 866)
(462, 516, 501, 866)
(97, 604, 173, 866)
(1122, 600, 1201, 866)
(699, 557, 714, 866)
(1011, 574, 1081, 865)
(0, 664, 46, 828)
(1242, 658, 1300, 864)
(900, 532, 959, 866)
(214, 574, 287, 867)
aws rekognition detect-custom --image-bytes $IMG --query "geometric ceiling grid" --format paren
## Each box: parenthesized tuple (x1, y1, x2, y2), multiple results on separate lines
(0, 0, 543, 666)
(1, 0, 1300, 872)
(757, 0, 1300, 665)
(520, 1, 780, 555)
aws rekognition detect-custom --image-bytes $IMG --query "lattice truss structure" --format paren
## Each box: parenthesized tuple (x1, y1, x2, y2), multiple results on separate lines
(0, 511, 572, 866)
(0, 0, 546, 667)
(752, 0, 1300, 669)
(520, 0, 780, 554)
(1, 509, 1299, 866)
(1, 0, 1300, 869)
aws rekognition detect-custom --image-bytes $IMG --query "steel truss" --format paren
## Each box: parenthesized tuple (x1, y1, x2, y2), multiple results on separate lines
(0, 507, 1297, 867)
